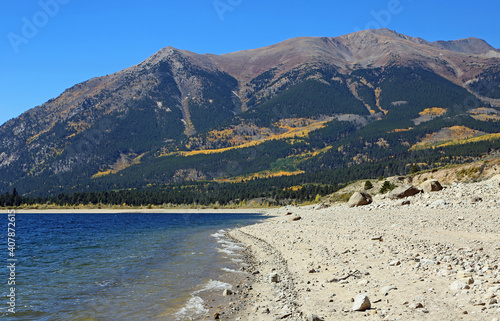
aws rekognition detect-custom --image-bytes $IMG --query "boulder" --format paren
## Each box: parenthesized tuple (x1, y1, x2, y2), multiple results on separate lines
(352, 294, 371, 311)
(419, 179, 443, 193)
(388, 185, 422, 199)
(348, 192, 373, 207)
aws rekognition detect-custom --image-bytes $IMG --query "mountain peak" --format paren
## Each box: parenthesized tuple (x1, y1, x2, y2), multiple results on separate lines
(432, 37, 498, 55)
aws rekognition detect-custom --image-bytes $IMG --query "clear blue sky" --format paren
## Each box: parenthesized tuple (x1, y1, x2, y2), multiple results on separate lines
(1, 0, 499, 126)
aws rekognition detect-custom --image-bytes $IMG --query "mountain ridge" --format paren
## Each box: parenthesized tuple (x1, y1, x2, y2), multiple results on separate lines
(1, 28, 500, 197)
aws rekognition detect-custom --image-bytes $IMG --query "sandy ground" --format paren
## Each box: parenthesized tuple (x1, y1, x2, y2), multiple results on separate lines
(226, 178, 500, 321)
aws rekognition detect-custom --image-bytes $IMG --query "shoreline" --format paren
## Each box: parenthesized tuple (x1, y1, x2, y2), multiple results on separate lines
(0, 208, 269, 214)
(187, 232, 260, 321)
(227, 178, 500, 320)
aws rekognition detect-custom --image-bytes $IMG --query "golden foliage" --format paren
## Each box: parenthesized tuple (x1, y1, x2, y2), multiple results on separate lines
(91, 153, 145, 179)
(91, 170, 113, 179)
(284, 185, 303, 191)
(374, 87, 388, 114)
(389, 127, 414, 133)
(471, 114, 500, 122)
(218, 170, 305, 183)
(418, 107, 447, 116)
(410, 126, 500, 150)
(181, 119, 329, 157)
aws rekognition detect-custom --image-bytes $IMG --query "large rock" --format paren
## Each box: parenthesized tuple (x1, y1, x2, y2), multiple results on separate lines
(352, 294, 371, 311)
(419, 179, 443, 193)
(348, 192, 373, 207)
(388, 185, 422, 199)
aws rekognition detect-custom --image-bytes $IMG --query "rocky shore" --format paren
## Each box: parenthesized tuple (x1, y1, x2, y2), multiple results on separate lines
(227, 176, 500, 320)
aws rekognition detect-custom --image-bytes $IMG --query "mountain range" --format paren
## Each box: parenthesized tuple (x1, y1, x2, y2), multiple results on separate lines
(1, 28, 500, 197)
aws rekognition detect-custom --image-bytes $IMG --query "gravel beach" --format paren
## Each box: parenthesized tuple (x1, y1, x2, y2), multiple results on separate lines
(228, 176, 500, 320)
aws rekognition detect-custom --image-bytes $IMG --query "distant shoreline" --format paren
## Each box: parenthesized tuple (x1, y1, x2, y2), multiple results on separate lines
(0, 208, 270, 214)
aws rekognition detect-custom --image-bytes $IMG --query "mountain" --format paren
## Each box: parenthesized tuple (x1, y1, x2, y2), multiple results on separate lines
(1, 28, 500, 197)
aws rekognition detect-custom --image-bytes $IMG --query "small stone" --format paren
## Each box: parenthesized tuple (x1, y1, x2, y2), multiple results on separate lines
(389, 260, 401, 266)
(289, 216, 301, 222)
(430, 199, 448, 208)
(413, 302, 424, 309)
(214, 312, 220, 319)
(223, 289, 233, 296)
(307, 314, 324, 321)
(278, 313, 292, 319)
(471, 196, 483, 203)
(420, 259, 436, 266)
(380, 286, 398, 296)
(269, 273, 279, 283)
(352, 294, 371, 311)
(465, 277, 475, 285)
(450, 280, 470, 291)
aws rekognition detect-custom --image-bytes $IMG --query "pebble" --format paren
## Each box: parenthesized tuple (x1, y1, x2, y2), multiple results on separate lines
(380, 286, 398, 296)
(352, 294, 371, 311)
(307, 314, 324, 321)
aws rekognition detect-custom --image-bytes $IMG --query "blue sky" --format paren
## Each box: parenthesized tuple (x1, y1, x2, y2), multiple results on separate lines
(1, 0, 499, 126)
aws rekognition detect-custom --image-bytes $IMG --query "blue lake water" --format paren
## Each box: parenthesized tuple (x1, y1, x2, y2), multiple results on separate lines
(0, 213, 263, 320)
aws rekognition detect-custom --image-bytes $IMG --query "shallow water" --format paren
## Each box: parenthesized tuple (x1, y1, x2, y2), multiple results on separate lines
(0, 213, 262, 320)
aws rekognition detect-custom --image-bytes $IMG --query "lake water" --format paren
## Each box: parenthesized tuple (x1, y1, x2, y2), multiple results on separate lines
(0, 213, 263, 320)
